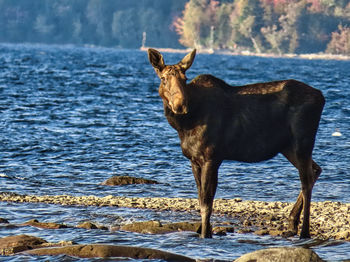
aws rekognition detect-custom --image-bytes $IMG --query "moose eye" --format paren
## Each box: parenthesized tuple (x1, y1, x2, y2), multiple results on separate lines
(161, 77, 166, 83)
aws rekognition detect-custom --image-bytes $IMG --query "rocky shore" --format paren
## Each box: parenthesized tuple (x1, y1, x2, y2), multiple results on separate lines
(1, 192, 350, 241)
(0, 234, 324, 261)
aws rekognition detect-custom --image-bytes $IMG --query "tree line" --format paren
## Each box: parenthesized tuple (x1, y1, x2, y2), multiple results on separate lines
(1, 0, 350, 55)
(0, 0, 186, 49)
(173, 0, 350, 55)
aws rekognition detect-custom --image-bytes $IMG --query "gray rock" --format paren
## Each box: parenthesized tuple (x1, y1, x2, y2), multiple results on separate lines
(234, 247, 324, 262)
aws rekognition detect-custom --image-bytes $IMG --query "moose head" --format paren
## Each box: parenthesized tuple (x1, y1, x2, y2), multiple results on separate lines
(148, 49, 196, 115)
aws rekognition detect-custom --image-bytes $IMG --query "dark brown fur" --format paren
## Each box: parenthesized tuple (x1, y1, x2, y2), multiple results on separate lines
(148, 48, 325, 238)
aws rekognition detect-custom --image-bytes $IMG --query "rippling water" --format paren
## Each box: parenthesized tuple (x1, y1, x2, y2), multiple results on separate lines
(1, 44, 350, 261)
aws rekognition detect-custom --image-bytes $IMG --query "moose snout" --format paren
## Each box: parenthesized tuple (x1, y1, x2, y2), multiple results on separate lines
(170, 98, 188, 114)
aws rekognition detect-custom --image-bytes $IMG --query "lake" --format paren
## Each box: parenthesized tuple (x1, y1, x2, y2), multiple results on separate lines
(0, 43, 350, 261)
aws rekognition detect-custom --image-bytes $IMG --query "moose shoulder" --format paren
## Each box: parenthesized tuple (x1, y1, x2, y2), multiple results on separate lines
(148, 48, 325, 239)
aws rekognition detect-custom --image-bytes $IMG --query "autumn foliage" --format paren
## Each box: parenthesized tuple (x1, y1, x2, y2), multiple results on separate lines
(173, 0, 350, 55)
(326, 25, 350, 55)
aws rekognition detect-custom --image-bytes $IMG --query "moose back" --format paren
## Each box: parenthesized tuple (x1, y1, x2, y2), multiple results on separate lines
(148, 48, 325, 238)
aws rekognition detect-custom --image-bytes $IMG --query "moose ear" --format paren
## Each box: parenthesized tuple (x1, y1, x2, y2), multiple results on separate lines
(179, 49, 196, 71)
(148, 48, 165, 77)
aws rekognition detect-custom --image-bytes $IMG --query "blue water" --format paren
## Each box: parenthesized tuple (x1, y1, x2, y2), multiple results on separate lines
(0, 43, 350, 261)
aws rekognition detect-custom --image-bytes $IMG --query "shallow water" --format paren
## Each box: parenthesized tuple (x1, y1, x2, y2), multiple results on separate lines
(0, 44, 350, 261)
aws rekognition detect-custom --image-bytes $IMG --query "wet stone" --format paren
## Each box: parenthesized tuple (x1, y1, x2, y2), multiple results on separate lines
(25, 244, 195, 261)
(0, 234, 47, 255)
(254, 229, 270, 236)
(235, 247, 324, 262)
(120, 220, 201, 235)
(1, 192, 350, 241)
(21, 219, 68, 229)
(77, 222, 98, 230)
(212, 226, 234, 236)
(0, 218, 9, 223)
(101, 176, 159, 186)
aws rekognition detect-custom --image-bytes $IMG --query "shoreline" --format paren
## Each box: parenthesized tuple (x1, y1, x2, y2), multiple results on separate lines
(1, 192, 350, 241)
(140, 46, 350, 61)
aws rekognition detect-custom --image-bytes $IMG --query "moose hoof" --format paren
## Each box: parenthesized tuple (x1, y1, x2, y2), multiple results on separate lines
(201, 232, 213, 238)
(299, 231, 311, 239)
(197, 224, 213, 238)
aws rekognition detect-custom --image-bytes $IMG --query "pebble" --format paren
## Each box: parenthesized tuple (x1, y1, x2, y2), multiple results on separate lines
(1, 192, 350, 240)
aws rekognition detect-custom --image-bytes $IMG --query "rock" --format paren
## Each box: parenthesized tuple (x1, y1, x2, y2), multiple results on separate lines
(254, 229, 269, 236)
(2, 192, 350, 241)
(237, 228, 253, 234)
(234, 247, 324, 262)
(101, 176, 159, 186)
(268, 229, 285, 237)
(21, 219, 68, 229)
(281, 230, 297, 238)
(0, 234, 47, 255)
(163, 222, 201, 233)
(120, 220, 163, 234)
(0, 218, 9, 223)
(77, 221, 108, 230)
(120, 220, 201, 234)
(335, 230, 350, 240)
(77, 222, 98, 229)
(25, 244, 195, 261)
(213, 226, 234, 236)
(243, 219, 252, 227)
(0, 224, 18, 229)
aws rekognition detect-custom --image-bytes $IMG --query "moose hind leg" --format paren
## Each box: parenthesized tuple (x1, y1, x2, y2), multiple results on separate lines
(283, 150, 321, 236)
(312, 160, 322, 183)
(290, 159, 321, 237)
(288, 191, 303, 234)
(298, 156, 317, 239)
(282, 151, 304, 234)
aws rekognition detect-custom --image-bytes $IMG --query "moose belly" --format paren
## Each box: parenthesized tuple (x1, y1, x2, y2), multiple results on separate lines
(225, 144, 281, 163)
(222, 119, 291, 163)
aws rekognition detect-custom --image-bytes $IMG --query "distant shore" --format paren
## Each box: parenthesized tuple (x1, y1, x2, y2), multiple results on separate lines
(140, 46, 350, 61)
(1, 192, 350, 241)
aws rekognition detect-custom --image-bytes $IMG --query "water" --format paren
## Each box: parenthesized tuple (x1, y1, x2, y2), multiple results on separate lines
(0, 43, 350, 261)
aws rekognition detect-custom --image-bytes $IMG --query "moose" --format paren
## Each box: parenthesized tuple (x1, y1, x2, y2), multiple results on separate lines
(147, 48, 325, 239)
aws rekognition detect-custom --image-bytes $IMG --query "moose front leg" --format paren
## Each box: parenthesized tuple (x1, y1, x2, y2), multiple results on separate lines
(194, 160, 221, 238)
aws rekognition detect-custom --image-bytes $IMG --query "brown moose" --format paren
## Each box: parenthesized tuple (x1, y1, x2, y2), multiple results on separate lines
(147, 48, 325, 238)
